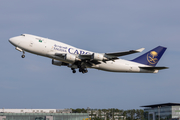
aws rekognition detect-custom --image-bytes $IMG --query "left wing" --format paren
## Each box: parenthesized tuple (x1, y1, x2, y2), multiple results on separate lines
(79, 47, 145, 60)
(105, 48, 145, 58)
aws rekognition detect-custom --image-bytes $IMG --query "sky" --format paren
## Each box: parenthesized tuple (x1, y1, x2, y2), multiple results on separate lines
(0, 0, 180, 110)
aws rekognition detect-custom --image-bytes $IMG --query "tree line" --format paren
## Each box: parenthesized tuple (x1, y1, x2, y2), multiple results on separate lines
(72, 108, 145, 120)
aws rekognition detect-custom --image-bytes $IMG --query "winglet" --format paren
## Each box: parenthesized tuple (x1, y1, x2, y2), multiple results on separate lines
(136, 48, 145, 52)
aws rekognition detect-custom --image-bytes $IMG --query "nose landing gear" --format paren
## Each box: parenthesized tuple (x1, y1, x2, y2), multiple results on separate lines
(21, 51, 25, 58)
(21, 55, 25, 58)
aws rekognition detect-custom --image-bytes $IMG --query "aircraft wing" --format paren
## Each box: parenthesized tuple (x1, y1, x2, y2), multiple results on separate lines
(54, 48, 145, 64)
(79, 48, 145, 61)
(105, 48, 145, 58)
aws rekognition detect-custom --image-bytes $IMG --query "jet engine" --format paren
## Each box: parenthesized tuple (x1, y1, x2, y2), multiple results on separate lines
(52, 59, 68, 66)
(64, 54, 76, 63)
(92, 53, 106, 61)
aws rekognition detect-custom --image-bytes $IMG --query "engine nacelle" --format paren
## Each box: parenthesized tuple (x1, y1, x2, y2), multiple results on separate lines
(52, 59, 63, 66)
(64, 54, 76, 63)
(92, 53, 104, 61)
(52, 59, 68, 66)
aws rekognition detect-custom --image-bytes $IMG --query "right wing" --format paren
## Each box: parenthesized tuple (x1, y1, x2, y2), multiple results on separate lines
(79, 48, 145, 60)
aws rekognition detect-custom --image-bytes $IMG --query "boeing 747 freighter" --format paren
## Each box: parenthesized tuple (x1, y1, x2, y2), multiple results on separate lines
(9, 34, 168, 74)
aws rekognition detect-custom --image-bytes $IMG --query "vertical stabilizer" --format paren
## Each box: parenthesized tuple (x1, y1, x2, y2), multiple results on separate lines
(132, 46, 167, 66)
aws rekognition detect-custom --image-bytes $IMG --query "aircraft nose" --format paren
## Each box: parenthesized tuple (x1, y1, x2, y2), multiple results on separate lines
(9, 38, 13, 43)
(9, 37, 19, 46)
(9, 37, 15, 44)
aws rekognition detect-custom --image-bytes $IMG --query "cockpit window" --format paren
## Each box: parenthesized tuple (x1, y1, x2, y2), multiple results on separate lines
(21, 34, 25, 36)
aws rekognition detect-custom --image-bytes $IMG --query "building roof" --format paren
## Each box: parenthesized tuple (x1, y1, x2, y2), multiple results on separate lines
(141, 103, 180, 108)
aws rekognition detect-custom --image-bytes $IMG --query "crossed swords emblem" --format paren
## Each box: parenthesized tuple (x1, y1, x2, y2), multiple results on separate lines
(147, 51, 158, 64)
(148, 56, 158, 63)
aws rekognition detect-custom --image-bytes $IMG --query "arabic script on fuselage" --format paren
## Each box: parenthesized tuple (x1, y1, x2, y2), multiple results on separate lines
(54, 44, 91, 54)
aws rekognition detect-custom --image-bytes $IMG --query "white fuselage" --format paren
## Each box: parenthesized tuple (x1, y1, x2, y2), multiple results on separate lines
(9, 34, 158, 73)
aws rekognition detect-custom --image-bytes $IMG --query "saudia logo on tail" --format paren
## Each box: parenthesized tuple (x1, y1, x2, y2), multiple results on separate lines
(147, 51, 158, 64)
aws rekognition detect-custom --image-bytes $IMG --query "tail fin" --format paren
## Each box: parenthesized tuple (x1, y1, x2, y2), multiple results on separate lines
(132, 46, 167, 66)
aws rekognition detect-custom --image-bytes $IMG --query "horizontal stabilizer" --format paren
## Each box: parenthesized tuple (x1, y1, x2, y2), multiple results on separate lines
(139, 66, 169, 70)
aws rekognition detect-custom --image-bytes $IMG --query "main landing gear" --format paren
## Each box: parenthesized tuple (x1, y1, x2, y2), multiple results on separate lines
(79, 68, 88, 74)
(71, 68, 76, 73)
(21, 51, 25, 58)
(71, 68, 88, 74)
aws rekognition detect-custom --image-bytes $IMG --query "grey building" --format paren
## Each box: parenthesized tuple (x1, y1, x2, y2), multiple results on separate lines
(141, 103, 180, 120)
(87, 109, 125, 120)
(0, 113, 89, 120)
(0, 109, 89, 120)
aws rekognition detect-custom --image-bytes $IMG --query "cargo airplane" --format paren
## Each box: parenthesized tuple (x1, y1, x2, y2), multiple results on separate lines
(9, 34, 168, 74)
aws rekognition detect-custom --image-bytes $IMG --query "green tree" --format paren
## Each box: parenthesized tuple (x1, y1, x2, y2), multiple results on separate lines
(122, 110, 127, 120)
(126, 109, 136, 120)
(72, 108, 87, 113)
(135, 109, 144, 120)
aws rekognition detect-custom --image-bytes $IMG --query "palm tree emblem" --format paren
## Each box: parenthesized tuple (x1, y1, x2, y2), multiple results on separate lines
(147, 51, 158, 64)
